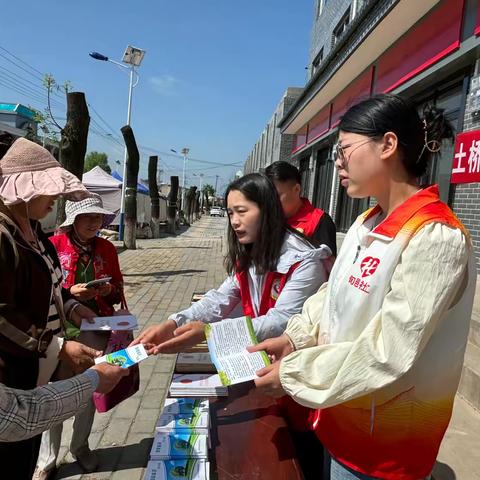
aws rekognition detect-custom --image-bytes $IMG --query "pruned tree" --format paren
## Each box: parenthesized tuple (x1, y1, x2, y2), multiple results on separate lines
(167, 176, 179, 234)
(148, 155, 160, 238)
(120, 125, 140, 250)
(39, 75, 90, 226)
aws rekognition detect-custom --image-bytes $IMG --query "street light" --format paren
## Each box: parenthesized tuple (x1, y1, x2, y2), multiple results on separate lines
(89, 45, 146, 241)
(170, 147, 190, 210)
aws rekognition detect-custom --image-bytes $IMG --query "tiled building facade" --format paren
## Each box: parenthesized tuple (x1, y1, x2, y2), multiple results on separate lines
(245, 0, 480, 271)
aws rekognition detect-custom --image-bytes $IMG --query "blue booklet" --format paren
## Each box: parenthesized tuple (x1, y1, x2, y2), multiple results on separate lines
(94, 344, 148, 368)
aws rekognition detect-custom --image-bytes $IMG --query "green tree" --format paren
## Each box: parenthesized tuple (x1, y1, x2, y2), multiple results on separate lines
(203, 184, 215, 197)
(84, 151, 111, 173)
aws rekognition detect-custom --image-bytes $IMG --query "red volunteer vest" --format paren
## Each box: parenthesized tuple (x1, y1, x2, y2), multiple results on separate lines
(236, 264, 300, 318)
(288, 198, 324, 237)
(280, 198, 325, 431)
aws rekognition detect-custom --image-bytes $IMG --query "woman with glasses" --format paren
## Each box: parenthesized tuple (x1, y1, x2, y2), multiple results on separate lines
(250, 94, 477, 480)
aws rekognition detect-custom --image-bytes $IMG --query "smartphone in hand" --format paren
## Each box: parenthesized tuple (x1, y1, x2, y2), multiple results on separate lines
(85, 277, 112, 289)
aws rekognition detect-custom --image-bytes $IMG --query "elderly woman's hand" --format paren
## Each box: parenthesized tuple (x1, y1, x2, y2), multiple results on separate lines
(70, 283, 97, 301)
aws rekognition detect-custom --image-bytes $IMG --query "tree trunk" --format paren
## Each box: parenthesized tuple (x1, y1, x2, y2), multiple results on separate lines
(195, 190, 201, 220)
(186, 186, 197, 225)
(204, 190, 210, 211)
(167, 176, 179, 234)
(148, 155, 160, 238)
(55, 92, 90, 227)
(120, 125, 140, 249)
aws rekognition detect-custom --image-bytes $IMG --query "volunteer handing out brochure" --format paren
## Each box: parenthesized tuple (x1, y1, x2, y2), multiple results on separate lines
(132, 173, 332, 355)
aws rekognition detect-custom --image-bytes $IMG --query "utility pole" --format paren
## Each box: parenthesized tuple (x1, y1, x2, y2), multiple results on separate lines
(181, 147, 189, 211)
(214, 175, 219, 205)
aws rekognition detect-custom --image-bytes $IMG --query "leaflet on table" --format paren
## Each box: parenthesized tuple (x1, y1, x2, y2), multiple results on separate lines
(95, 344, 148, 368)
(156, 411, 209, 434)
(163, 398, 209, 415)
(150, 432, 208, 459)
(144, 459, 209, 480)
(169, 373, 228, 397)
(80, 315, 138, 331)
(205, 316, 270, 386)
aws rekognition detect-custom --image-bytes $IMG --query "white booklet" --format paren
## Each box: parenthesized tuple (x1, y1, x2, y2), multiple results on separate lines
(80, 315, 138, 331)
(144, 459, 209, 480)
(155, 411, 209, 434)
(205, 316, 270, 386)
(169, 374, 227, 397)
(163, 398, 209, 415)
(150, 432, 208, 459)
(94, 344, 148, 368)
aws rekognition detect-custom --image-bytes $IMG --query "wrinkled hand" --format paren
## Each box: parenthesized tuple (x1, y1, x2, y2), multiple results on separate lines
(151, 321, 206, 355)
(254, 361, 285, 398)
(130, 320, 177, 352)
(96, 282, 112, 297)
(70, 284, 98, 301)
(70, 304, 97, 327)
(247, 335, 293, 363)
(59, 340, 102, 374)
(90, 363, 130, 394)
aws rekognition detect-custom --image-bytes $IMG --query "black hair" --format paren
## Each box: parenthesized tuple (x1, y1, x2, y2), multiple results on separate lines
(264, 161, 302, 185)
(224, 173, 287, 275)
(339, 93, 454, 177)
(0, 133, 15, 160)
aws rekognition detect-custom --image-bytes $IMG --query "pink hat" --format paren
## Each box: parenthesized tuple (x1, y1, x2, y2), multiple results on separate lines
(0, 138, 92, 205)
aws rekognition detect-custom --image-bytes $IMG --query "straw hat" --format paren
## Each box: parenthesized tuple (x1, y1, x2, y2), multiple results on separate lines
(60, 194, 116, 229)
(0, 138, 92, 205)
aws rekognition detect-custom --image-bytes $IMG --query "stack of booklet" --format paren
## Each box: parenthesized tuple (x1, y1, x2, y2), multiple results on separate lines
(175, 352, 216, 373)
(169, 373, 228, 397)
(144, 398, 211, 480)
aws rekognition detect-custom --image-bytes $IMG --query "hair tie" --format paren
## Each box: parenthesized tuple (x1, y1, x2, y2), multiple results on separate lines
(417, 119, 442, 163)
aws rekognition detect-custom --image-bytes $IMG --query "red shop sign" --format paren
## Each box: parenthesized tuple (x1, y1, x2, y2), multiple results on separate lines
(451, 130, 480, 184)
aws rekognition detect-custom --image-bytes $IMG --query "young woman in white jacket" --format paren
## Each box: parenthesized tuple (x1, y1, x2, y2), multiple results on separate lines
(250, 94, 477, 480)
(133, 173, 332, 353)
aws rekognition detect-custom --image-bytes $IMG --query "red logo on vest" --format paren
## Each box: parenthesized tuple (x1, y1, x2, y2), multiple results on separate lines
(360, 257, 380, 278)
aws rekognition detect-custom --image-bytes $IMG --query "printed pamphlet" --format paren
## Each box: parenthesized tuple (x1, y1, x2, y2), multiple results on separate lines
(150, 432, 208, 459)
(95, 344, 148, 368)
(156, 411, 209, 434)
(169, 374, 227, 397)
(81, 315, 138, 331)
(205, 316, 270, 386)
(144, 459, 209, 480)
(163, 398, 209, 415)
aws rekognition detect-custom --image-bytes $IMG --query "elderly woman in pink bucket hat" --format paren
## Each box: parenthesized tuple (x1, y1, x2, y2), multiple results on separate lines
(35, 195, 125, 478)
(0, 138, 103, 478)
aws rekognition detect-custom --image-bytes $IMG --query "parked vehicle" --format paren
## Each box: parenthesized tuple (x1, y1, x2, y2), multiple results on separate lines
(210, 207, 223, 217)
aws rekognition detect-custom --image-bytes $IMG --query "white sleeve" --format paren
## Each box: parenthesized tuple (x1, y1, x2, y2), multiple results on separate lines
(249, 257, 328, 341)
(169, 275, 241, 326)
(280, 223, 470, 409)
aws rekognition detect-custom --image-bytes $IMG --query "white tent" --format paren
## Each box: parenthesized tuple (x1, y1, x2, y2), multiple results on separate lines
(82, 166, 122, 220)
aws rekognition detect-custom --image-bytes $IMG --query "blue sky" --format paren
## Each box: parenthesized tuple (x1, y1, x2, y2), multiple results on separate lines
(0, 1, 313, 193)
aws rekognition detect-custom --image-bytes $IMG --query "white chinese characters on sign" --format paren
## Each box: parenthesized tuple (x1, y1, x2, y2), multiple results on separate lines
(452, 142, 466, 174)
(451, 130, 480, 184)
(468, 140, 480, 174)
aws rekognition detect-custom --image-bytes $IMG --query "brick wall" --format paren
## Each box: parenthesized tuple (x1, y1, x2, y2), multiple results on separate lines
(451, 66, 480, 272)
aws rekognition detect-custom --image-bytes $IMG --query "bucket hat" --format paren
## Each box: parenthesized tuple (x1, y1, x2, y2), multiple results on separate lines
(59, 194, 116, 229)
(0, 138, 92, 205)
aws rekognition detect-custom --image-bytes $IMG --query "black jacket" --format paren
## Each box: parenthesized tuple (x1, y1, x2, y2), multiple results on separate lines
(0, 210, 71, 389)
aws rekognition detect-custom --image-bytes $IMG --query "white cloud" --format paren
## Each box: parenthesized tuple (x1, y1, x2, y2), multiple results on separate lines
(149, 75, 179, 96)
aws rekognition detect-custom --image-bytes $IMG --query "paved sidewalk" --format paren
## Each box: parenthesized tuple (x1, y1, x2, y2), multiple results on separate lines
(53, 216, 227, 480)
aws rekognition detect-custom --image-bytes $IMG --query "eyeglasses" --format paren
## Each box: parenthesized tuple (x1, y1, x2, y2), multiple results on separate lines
(335, 139, 373, 168)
